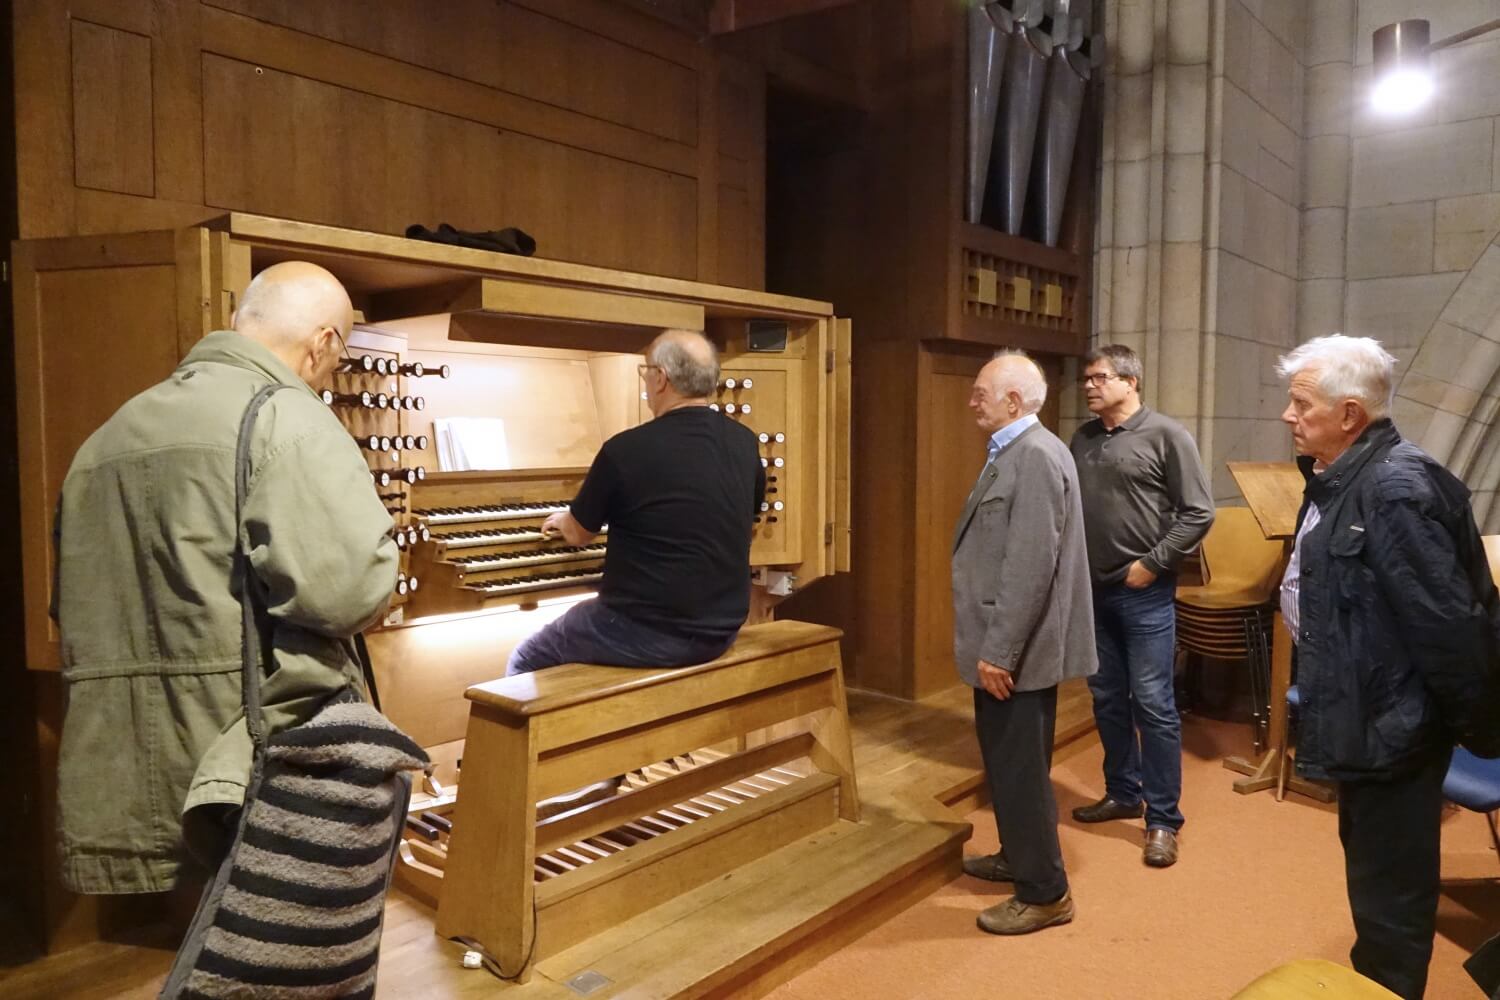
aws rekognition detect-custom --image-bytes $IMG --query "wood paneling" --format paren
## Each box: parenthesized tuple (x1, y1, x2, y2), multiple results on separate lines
(69, 21, 154, 197)
(13, 232, 191, 671)
(207, 0, 698, 146)
(15, 0, 767, 286)
(200, 57, 700, 279)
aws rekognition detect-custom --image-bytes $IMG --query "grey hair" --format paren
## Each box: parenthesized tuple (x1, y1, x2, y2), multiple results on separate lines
(1275, 334, 1396, 420)
(991, 349, 1048, 414)
(1083, 343, 1143, 389)
(650, 331, 720, 398)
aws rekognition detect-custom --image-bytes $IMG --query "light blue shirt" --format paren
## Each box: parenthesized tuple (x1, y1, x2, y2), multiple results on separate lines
(988, 413, 1039, 461)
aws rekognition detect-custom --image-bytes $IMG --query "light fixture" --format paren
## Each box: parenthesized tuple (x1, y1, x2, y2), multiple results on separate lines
(1371, 20, 1432, 114)
(1371, 16, 1500, 115)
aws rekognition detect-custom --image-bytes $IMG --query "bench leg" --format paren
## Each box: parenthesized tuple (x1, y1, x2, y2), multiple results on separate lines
(436, 705, 539, 983)
(808, 664, 861, 822)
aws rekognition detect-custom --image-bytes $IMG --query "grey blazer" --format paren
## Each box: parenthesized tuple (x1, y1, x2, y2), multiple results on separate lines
(952, 422, 1098, 692)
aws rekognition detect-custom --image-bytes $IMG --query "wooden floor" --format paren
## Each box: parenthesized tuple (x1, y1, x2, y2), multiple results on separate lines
(0, 679, 1096, 1000)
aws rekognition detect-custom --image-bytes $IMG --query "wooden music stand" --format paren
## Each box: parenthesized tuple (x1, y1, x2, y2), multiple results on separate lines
(1221, 462, 1334, 802)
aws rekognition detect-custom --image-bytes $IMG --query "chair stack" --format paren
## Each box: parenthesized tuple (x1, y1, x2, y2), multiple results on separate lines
(1174, 507, 1288, 755)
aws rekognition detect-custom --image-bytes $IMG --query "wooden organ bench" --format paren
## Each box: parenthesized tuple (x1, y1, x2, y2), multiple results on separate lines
(395, 620, 857, 982)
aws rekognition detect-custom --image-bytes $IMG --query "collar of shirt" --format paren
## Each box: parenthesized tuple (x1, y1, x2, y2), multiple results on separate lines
(987, 413, 1039, 460)
(1100, 403, 1151, 436)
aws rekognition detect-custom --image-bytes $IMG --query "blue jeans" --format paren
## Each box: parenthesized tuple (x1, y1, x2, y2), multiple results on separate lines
(1088, 573, 1184, 832)
(506, 598, 735, 675)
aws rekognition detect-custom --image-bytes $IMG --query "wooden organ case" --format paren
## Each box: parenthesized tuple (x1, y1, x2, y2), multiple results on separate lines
(12, 213, 852, 960)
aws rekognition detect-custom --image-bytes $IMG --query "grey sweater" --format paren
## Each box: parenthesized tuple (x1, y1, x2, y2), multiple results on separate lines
(1069, 406, 1215, 585)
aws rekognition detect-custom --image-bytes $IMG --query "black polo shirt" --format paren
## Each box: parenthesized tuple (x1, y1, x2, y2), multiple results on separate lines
(571, 405, 765, 639)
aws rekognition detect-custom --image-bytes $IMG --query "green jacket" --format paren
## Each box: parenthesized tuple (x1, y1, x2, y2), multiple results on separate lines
(55, 331, 398, 894)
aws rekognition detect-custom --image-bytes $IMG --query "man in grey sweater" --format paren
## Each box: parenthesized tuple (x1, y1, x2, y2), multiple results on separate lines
(1069, 344, 1214, 868)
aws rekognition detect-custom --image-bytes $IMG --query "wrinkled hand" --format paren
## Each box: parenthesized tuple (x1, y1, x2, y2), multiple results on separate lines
(541, 512, 568, 539)
(1124, 559, 1158, 590)
(977, 659, 1015, 701)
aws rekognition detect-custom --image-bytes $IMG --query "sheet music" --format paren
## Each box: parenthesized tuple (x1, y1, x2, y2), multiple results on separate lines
(434, 417, 511, 472)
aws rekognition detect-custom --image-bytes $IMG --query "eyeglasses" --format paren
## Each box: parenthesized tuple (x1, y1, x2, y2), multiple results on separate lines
(330, 326, 351, 365)
(637, 363, 662, 380)
(1077, 373, 1121, 388)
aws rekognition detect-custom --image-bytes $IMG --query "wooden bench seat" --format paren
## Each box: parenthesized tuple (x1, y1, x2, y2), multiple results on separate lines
(428, 619, 859, 982)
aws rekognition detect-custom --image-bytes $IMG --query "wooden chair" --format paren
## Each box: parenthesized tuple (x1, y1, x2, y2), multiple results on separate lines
(1175, 507, 1286, 739)
(422, 620, 858, 982)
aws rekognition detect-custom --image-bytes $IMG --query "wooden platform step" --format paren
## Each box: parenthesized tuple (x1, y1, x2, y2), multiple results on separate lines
(526, 807, 961, 998)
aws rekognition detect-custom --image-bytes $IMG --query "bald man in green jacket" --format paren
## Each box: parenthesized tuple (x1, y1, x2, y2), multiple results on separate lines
(54, 262, 398, 895)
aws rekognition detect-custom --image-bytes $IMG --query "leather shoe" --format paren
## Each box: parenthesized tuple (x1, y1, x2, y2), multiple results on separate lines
(1071, 795, 1145, 823)
(1143, 828, 1179, 868)
(976, 892, 1075, 935)
(961, 852, 1015, 882)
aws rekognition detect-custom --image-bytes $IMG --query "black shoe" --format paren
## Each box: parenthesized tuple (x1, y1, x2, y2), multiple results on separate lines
(962, 852, 1015, 882)
(1071, 795, 1145, 824)
(1144, 828, 1179, 868)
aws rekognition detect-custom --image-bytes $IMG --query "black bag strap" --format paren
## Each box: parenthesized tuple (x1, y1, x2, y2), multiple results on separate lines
(352, 631, 383, 713)
(234, 383, 288, 748)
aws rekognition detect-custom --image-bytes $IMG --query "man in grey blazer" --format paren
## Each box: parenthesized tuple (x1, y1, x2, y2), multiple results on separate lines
(953, 351, 1098, 935)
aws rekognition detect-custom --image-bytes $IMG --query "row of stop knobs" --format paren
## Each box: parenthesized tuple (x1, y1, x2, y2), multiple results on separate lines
(758, 428, 784, 523)
(711, 375, 753, 415)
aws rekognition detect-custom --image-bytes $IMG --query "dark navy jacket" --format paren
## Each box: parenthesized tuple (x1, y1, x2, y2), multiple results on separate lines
(1292, 420, 1500, 781)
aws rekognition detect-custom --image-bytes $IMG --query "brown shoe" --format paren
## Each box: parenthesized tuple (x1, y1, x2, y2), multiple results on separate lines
(535, 779, 619, 822)
(1143, 828, 1179, 868)
(1071, 795, 1145, 823)
(961, 852, 1015, 882)
(976, 893, 1075, 935)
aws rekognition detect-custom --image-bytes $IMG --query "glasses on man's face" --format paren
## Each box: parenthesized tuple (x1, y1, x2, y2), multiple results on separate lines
(330, 326, 350, 364)
(637, 363, 662, 380)
(1077, 372, 1119, 388)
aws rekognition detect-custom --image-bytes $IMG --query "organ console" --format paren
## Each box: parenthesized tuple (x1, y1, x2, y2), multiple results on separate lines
(14, 213, 852, 964)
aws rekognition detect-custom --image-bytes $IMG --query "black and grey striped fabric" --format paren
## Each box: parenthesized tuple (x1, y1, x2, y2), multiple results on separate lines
(175, 700, 430, 1000)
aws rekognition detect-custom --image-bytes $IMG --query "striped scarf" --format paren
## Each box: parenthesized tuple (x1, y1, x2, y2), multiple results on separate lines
(169, 700, 430, 999)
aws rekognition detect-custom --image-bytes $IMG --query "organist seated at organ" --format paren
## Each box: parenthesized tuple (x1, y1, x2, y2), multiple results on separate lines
(506, 329, 765, 676)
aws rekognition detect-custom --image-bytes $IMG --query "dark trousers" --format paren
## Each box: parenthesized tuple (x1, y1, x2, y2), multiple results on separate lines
(1338, 747, 1453, 1000)
(506, 598, 733, 675)
(973, 685, 1068, 905)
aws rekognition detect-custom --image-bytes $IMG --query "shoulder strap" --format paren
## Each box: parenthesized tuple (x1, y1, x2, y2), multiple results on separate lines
(235, 384, 289, 749)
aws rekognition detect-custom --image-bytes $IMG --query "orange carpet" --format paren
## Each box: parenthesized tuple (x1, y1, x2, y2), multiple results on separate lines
(772, 717, 1500, 1000)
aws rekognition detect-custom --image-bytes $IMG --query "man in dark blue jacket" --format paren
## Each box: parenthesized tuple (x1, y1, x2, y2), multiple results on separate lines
(1277, 334, 1500, 1000)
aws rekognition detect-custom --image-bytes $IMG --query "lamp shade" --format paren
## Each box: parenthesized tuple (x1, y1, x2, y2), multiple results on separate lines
(1371, 19, 1433, 113)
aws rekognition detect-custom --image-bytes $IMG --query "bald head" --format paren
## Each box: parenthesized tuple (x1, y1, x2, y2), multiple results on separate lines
(981, 352, 1047, 413)
(647, 329, 719, 399)
(971, 351, 1048, 435)
(233, 262, 354, 389)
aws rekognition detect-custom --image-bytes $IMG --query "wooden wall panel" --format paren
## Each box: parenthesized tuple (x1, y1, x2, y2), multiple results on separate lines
(35, 267, 180, 526)
(69, 21, 154, 197)
(206, 0, 698, 146)
(915, 363, 988, 698)
(15, 0, 766, 287)
(200, 57, 699, 279)
(717, 184, 756, 291)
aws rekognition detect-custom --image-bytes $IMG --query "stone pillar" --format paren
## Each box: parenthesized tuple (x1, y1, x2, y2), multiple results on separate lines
(1297, 0, 1354, 343)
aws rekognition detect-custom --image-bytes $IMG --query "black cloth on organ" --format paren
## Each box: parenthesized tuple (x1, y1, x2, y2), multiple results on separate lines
(570, 406, 766, 642)
(404, 223, 537, 257)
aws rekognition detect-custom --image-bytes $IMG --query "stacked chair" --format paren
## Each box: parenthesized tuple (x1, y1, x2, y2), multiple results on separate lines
(1174, 507, 1288, 756)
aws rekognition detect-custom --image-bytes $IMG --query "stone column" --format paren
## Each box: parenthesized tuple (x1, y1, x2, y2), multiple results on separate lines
(1297, 0, 1354, 344)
